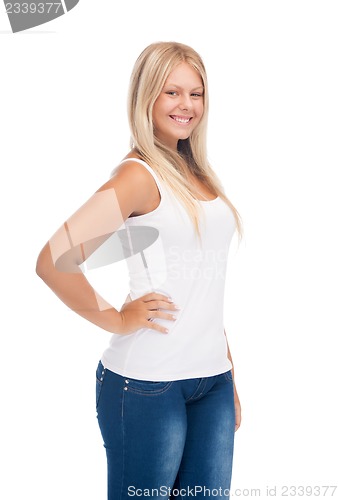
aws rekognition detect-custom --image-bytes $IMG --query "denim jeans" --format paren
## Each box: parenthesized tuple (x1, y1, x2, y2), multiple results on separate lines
(96, 361, 235, 499)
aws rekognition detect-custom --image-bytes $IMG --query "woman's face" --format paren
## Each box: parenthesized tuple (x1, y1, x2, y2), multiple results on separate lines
(152, 62, 204, 150)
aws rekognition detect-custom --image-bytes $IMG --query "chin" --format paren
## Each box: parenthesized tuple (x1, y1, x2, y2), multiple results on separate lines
(176, 132, 191, 141)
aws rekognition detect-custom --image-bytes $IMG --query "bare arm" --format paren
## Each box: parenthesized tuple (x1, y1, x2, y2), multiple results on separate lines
(36, 161, 177, 334)
(224, 329, 242, 431)
(226, 341, 236, 381)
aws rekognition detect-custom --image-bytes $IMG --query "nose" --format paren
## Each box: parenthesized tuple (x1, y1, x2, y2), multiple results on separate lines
(178, 93, 192, 111)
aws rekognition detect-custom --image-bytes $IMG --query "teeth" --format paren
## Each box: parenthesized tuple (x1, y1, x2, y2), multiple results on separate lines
(172, 116, 190, 123)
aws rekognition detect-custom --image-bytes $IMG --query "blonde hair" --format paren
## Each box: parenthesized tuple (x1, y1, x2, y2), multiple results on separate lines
(127, 41, 242, 242)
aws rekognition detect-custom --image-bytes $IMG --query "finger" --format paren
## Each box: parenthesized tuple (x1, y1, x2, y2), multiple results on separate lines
(149, 310, 177, 322)
(142, 293, 173, 303)
(144, 314, 170, 333)
(147, 300, 180, 311)
(147, 322, 169, 334)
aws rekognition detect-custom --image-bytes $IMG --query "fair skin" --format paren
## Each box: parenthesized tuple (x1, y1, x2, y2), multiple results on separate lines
(152, 62, 204, 150)
(226, 337, 242, 432)
(36, 61, 241, 431)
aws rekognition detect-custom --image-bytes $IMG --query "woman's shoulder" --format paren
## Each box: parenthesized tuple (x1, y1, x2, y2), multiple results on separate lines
(114, 150, 151, 174)
(100, 151, 161, 215)
(113, 151, 160, 189)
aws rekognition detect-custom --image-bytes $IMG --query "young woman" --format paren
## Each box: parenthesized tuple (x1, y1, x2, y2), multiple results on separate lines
(36, 41, 242, 499)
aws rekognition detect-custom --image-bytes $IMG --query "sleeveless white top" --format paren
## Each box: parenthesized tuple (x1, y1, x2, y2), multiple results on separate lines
(101, 158, 236, 381)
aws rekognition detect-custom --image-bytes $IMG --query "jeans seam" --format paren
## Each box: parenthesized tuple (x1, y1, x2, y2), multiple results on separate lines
(96, 364, 106, 409)
(185, 378, 205, 402)
(120, 383, 126, 500)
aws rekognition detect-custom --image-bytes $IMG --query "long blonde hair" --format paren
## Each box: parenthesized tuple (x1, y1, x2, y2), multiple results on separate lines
(127, 41, 242, 242)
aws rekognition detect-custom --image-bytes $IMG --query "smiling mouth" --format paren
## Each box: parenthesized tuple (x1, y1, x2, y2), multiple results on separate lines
(170, 115, 192, 124)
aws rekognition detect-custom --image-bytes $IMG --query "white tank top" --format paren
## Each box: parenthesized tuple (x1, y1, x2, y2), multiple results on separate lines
(101, 158, 236, 381)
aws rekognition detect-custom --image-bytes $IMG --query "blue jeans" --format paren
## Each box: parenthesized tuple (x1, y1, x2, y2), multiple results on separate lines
(96, 361, 235, 499)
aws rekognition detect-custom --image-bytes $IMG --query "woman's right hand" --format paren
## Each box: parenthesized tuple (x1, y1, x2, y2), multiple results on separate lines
(116, 292, 179, 335)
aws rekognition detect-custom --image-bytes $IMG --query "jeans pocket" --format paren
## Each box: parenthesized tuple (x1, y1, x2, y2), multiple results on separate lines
(125, 377, 173, 396)
(96, 361, 106, 409)
(224, 369, 233, 383)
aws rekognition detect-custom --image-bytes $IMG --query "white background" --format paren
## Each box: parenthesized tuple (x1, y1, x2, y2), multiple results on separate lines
(1, 1, 337, 499)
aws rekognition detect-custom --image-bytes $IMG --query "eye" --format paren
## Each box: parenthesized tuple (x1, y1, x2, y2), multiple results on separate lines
(191, 93, 203, 98)
(166, 91, 178, 96)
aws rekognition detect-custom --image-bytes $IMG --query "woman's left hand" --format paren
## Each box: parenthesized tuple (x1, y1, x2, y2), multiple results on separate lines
(234, 386, 241, 432)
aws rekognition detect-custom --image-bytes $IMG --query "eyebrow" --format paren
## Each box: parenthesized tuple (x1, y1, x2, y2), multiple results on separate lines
(163, 84, 204, 91)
